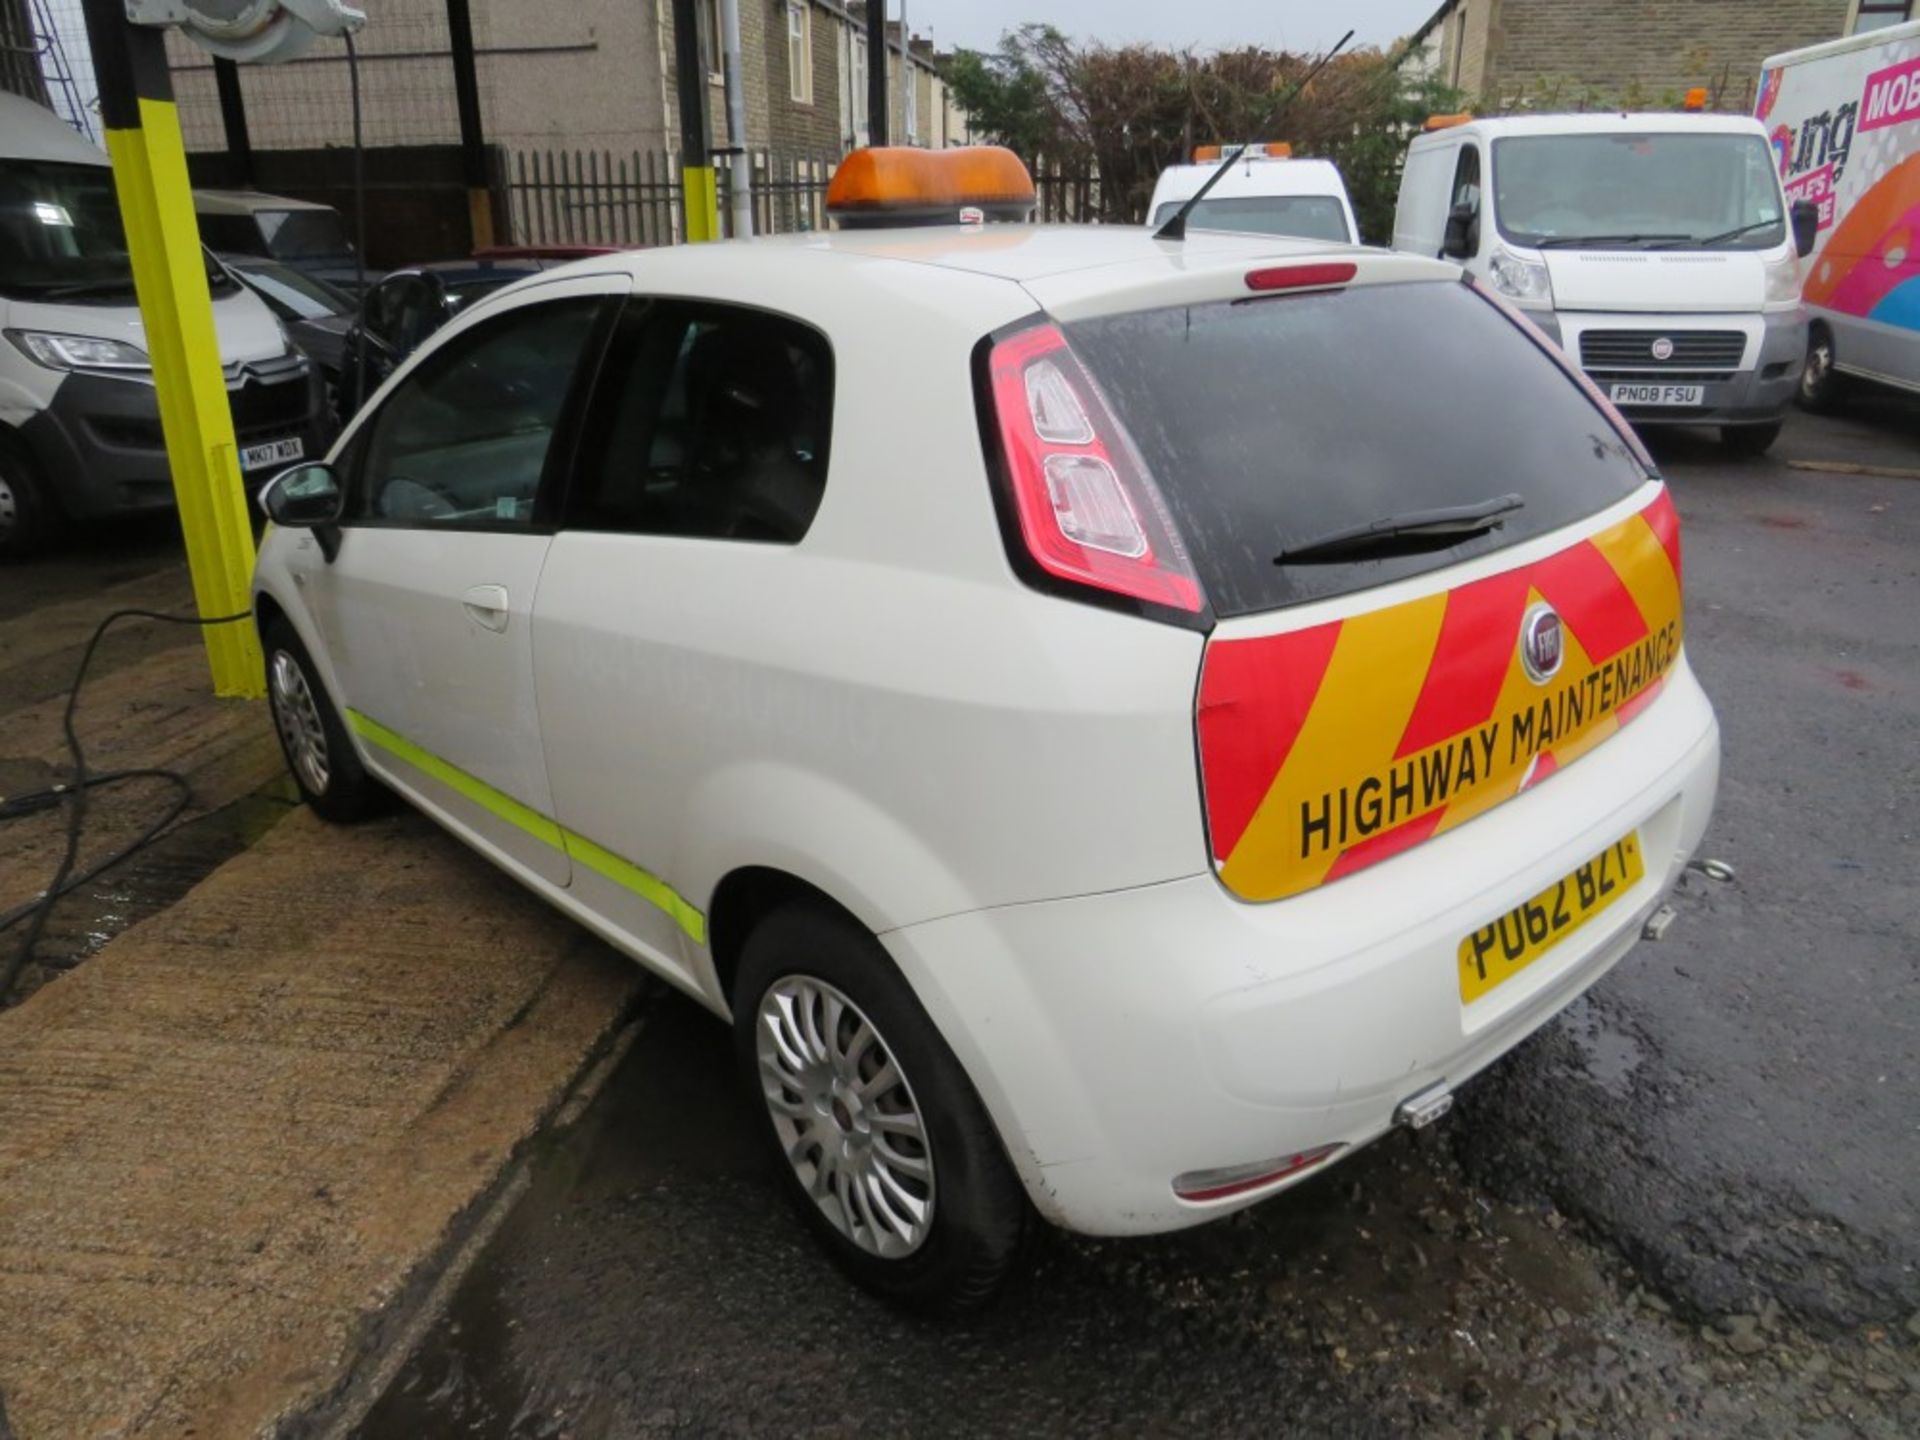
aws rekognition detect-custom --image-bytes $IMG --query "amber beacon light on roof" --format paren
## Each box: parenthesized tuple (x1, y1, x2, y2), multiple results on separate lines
(825, 146, 1038, 227)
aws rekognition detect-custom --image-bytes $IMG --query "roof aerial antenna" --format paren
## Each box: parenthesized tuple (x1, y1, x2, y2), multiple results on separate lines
(1154, 28, 1355, 241)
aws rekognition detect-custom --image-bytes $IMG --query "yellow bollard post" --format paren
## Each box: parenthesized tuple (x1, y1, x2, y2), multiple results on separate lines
(80, 0, 264, 698)
(681, 163, 720, 242)
(671, 0, 721, 242)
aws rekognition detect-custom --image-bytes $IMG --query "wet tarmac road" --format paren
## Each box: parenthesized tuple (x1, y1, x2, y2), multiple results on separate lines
(351, 403, 1920, 1439)
(1459, 398, 1920, 1329)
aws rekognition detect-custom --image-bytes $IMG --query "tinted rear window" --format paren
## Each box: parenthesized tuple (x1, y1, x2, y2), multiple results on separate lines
(1066, 280, 1648, 616)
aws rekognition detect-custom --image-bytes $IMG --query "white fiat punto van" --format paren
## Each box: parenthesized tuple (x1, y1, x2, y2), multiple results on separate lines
(251, 147, 1719, 1311)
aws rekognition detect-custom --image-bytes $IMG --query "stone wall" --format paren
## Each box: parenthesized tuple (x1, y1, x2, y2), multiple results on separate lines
(1441, 0, 1857, 111)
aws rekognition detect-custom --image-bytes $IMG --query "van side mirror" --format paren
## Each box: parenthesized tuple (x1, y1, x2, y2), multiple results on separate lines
(1790, 200, 1819, 259)
(1441, 203, 1477, 260)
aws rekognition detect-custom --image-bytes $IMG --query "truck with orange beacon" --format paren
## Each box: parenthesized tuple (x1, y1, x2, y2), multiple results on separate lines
(1759, 18, 1920, 408)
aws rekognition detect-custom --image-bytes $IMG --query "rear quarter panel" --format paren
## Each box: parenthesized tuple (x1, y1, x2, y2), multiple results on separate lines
(527, 249, 1214, 966)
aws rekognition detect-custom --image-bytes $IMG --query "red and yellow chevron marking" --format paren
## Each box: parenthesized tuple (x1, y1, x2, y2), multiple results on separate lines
(1197, 488, 1683, 903)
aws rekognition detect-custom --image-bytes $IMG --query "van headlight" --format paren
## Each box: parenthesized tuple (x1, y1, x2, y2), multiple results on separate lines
(1765, 253, 1804, 305)
(1487, 245, 1554, 308)
(4, 329, 152, 373)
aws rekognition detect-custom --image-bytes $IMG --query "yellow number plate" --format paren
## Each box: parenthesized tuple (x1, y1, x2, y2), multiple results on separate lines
(1458, 832, 1645, 1004)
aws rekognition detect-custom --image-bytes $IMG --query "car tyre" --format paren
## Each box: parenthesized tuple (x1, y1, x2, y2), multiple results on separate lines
(261, 615, 387, 822)
(0, 435, 61, 562)
(733, 903, 1027, 1312)
(1720, 421, 1783, 457)
(1797, 325, 1846, 413)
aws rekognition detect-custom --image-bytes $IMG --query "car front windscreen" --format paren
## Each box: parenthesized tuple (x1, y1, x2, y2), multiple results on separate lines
(1150, 194, 1352, 242)
(258, 207, 353, 260)
(235, 259, 352, 320)
(1491, 133, 1786, 250)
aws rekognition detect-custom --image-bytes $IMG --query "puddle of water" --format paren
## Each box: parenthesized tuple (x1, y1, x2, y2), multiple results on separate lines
(1557, 994, 1645, 1096)
(11, 776, 301, 994)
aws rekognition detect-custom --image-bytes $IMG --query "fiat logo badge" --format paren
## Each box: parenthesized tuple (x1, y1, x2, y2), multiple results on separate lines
(1651, 336, 1676, 361)
(1520, 603, 1564, 684)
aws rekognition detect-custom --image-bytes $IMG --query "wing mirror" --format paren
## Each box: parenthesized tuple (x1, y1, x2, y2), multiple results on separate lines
(1441, 202, 1478, 260)
(1789, 199, 1819, 259)
(259, 461, 344, 560)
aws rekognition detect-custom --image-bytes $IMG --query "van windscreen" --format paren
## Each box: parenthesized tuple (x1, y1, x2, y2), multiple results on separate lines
(1064, 280, 1649, 617)
(1148, 195, 1352, 242)
(259, 208, 352, 260)
(0, 159, 134, 302)
(1492, 133, 1785, 250)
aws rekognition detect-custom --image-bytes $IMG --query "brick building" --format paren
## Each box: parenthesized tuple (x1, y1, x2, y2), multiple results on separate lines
(1411, 0, 1913, 110)
(161, 1, 956, 161)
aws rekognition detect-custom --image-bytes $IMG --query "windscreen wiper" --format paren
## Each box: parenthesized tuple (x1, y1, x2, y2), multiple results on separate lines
(1653, 219, 1780, 249)
(36, 279, 139, 300)
(1532, 233, 1691, 249)
(1274, 493, 1525, 565)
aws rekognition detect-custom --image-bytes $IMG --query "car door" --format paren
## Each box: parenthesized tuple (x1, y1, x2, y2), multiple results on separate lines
(297, 273, 625, 887)
(531, 296, 836, 983)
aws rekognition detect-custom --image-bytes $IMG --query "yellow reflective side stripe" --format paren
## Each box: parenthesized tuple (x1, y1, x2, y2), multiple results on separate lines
(343, 709, 707, 944)
(559, 829, 709, 947)
(347, 709, 564, 847)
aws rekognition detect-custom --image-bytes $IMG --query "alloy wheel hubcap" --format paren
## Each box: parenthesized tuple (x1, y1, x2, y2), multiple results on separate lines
(756, 975, 935, 1258)
(0, 473, 17, 533)
(269, 650, 331, 794)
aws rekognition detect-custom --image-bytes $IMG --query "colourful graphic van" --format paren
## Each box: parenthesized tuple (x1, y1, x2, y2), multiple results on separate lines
(1760, 19, 1920, 408)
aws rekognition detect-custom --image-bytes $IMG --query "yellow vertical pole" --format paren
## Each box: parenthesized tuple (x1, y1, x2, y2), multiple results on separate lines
(81, 1, 264, 698)
(672, 0, 721, 242)
(681, 164, 719, 242)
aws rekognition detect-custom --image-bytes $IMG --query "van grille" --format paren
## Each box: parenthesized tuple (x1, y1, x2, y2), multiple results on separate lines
(1585, 370, 1734, 387)
(227, 356, 314, 440)
(1579, 331, 1746, 369)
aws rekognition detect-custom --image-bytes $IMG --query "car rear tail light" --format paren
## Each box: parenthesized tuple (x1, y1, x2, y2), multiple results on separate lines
(1172, 1143, 1344, 1203)
(1245, 262, 1356, 292)
(986, 323, 1204, 615)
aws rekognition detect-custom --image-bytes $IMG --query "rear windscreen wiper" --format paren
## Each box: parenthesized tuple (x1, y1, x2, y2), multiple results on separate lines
(1275, 493, 1525, 565)
(1532, 233, 1690, 249)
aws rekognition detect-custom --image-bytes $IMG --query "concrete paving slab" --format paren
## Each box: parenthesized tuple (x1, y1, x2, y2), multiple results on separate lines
(1, 633, 285, 963)
(0, 805, 641, 1438)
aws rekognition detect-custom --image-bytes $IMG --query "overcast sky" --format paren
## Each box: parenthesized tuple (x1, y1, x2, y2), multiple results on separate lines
(902, 0, 1444, 55)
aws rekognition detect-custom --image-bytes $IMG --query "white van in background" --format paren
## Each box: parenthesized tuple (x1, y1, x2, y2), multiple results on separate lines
(0, 93, 322, 559)
(1148, 144, 1360, 243)
(1394, 111, 1817, 455)
(1759, 20, 1920, 410)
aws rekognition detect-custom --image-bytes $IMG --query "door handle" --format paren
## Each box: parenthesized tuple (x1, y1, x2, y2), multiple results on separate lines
(462, 584, 511, 633)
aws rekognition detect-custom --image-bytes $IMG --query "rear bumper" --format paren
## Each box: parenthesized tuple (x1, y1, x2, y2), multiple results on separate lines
(17, 364, 324, 521)
(884, 663, 1720, 1235)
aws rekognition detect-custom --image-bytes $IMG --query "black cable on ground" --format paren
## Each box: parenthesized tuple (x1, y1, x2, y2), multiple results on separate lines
(0, 607, 253, 1005)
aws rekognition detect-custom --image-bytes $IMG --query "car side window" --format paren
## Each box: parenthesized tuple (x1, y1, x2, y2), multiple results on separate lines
(348, 296, 602, 529)
(392, 279, 440, 354)
(568, 299, 834, 544)
(361, 276, 405, 345)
